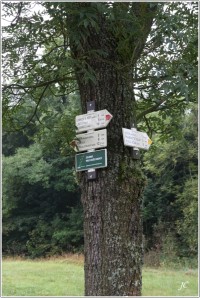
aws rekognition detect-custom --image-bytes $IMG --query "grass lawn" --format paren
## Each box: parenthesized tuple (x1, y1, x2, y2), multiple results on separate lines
(142, 267, 198, 296)
(2, 255, 84, 296)
(2, 255, 198, 296)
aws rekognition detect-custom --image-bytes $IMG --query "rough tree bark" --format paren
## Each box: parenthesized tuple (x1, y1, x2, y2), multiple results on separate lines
(68, 3, 156, 295)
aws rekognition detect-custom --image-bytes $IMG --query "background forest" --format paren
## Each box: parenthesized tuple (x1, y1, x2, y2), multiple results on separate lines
(2, 97, 198, 264)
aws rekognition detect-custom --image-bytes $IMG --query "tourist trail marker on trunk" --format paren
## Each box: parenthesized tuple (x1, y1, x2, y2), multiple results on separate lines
(73, 101, 113, 180)
(75, 149, 107, 172)
(75, 109, 113, 133)
(75, 129, 107, 152)
(122, 127, 152, 150)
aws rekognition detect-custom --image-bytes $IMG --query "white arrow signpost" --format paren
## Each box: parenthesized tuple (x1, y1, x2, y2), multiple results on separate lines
(75, 109, 113, 133)
(75, 129, 107, 152)
(73, 101, 113, 180)
(73, 102, 152, 179)
(122, 128, 152, 150)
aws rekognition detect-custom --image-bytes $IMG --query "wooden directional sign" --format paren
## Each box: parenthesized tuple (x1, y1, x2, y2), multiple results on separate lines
(75, 109, 113, 132)
(75, 149, 107, 172)
(122, 128, 152, 150)
(75, 129, 107, 152)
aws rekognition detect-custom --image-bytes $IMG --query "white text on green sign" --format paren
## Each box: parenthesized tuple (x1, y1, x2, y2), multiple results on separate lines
(75, 149, 107, 171)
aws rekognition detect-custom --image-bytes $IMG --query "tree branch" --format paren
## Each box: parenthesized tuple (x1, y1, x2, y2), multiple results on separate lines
(136, 98, 166, 121)
(4, 85, 49, 132)
(133, 75, 170, 83)
(2, 75, 76, 91)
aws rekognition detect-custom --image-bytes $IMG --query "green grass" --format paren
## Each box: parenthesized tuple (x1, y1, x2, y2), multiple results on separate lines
(2, 255, 198, 296)
(2, 255, 84, 296)
(142, 267, 198, 296)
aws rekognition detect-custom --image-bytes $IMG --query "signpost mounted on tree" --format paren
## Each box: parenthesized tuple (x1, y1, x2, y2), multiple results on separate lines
(122, 127, 152, 150)
(75, 149, 107, 171)
(74, 129, 107, 152)
(73, 101, 113, 180)
(75, 109, 113, 133)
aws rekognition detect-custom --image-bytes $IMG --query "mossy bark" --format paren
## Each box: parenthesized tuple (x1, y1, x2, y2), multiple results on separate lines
(68, 3, 155, 295)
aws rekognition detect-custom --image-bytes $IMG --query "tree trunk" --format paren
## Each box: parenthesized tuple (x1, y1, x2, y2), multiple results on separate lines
(80, 157, 145, 296)
(68, 3, 155, 295)
(77, 67, 146, 296)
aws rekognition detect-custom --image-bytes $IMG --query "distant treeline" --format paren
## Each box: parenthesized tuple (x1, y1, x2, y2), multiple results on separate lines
(2, 101, 198, 260)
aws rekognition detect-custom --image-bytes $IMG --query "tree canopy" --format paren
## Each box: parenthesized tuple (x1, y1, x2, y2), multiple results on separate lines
(2, 2, 198, 136)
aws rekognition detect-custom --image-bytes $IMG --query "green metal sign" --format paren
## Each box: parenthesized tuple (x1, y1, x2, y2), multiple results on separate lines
(75, 149, 107, 172)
